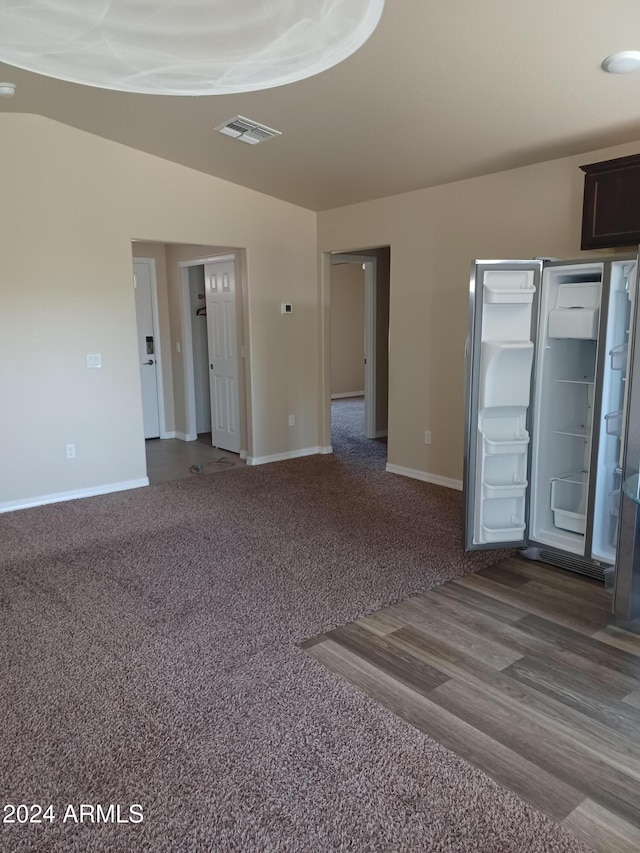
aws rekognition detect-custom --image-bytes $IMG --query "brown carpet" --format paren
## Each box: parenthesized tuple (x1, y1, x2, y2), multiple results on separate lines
(0, 400, 589, 851)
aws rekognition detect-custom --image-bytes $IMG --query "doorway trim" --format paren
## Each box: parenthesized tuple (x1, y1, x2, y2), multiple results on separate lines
(132, 256, 169, 439)
(179, 253, 246, 454)
(329, 252, 378, 439)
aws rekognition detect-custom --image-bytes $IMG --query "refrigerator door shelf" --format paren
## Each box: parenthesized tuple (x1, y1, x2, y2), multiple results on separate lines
(482, 481, 527, 499)
(479, 341, 534, 408)
(483, 285, 536, 304)
(548, 307, 599, 339)
(609, 488, 621, 518)
(604, 410, 623, 437)
(481, 522, 526, 543)
(484, 436, 530, 455)
(610, 343, 628, 370)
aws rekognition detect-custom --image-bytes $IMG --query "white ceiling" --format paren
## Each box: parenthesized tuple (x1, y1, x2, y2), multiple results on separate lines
(2, 0, 640, 211)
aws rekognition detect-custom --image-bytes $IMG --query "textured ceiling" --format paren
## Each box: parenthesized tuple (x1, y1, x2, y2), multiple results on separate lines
(2, 0, 640, 211)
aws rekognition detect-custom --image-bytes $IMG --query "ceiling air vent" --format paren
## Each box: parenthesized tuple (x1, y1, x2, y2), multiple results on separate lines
(215, 115, 282, 145)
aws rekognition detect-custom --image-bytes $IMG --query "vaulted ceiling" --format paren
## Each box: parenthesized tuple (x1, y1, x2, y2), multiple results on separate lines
(2, 0, 640, 211)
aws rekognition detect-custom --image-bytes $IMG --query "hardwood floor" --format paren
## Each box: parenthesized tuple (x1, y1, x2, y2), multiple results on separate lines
(303, 557, 640, 853)
(145, 435, 243, 484)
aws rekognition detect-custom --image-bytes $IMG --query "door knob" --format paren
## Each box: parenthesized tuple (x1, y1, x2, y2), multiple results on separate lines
(144, 359, 155, 365)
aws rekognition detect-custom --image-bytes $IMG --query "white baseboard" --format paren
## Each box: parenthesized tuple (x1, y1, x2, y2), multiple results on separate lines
(175, 432, 197, 442)
(160, 431, 176, 439)
(240, 449, 248, 460)
(375, 429, 388, 439)
(385, 463, 462, 491)
(247, 446, 332, 466)
(0, 478, 150, 515)
(331, 391, 364, 399)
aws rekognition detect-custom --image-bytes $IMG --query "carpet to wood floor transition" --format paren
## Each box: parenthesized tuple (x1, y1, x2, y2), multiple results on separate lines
(306, 554, 640, 853)
(0, 399, 594, 851)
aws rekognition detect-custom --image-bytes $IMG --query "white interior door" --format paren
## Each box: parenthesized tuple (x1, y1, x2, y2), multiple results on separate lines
(133, 260, 160, 439)
(205, 258, 241, 453)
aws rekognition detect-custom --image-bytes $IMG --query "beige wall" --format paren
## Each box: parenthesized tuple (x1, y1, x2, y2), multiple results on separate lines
(330, 263, 365, 396)
(318, 139, 640, 484)
(1, 114, 317, 508)
(4, 110, 640, 509)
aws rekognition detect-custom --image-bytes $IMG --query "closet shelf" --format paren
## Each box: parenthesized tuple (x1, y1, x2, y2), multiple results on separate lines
(555, 377, 594, 385)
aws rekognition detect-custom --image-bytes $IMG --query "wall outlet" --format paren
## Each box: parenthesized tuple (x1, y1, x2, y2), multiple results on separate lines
(424, 430, 432, 445)
(86, 353, 101, 369)
(288, 414, 295, 427)
(176, 342, 181, 353)
(66, 443, 76, 459)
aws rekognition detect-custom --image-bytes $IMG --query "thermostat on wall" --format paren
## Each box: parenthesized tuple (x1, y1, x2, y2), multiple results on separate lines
(281, 303, 293, 314)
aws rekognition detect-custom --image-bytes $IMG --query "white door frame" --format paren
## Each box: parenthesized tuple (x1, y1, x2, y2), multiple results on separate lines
(132, 256, 168, 438)
(179, 253, 244, 446)
(329, 253, 378, 439)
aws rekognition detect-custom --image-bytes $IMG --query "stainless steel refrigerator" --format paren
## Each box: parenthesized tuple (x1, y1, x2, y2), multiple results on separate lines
(463, 254, 640, 620)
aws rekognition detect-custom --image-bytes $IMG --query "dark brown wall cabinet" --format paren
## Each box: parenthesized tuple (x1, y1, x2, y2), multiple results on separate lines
(580, 154, 640, 249)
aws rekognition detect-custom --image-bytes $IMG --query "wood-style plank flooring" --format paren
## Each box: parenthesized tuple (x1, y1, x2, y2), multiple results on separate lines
(303, 557, 640, 853)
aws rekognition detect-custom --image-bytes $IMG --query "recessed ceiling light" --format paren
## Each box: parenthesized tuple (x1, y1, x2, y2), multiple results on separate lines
(0, 0, 385, 96)
(0, 82, 16, 97)
(602, 51, 640, 74)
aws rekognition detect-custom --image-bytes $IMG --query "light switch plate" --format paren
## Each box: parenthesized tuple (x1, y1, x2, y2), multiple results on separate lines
(281, 303, 293, 315)
(86, 353, 102, 369)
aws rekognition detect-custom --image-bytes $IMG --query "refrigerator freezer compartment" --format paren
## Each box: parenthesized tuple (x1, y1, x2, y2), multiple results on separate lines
(481, 522, 526, 543)
(550, 473, 587, 535)
(609, 343, 628, 370)
(548, 307, 599, 339)
(604, 410, 623, 437)
(484, 436, 530, 455)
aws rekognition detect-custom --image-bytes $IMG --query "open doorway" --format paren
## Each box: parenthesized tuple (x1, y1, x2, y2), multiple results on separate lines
(329, 247, 390, 465)
(131, 241, 248, 484)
